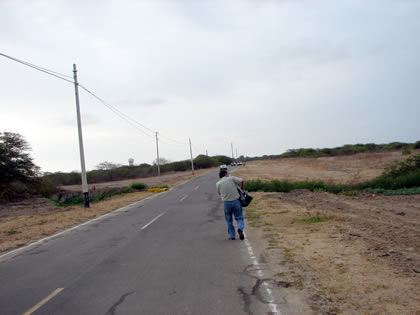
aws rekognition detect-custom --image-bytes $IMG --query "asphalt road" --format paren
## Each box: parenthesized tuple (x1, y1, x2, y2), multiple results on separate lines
(0, 169, 281, 314)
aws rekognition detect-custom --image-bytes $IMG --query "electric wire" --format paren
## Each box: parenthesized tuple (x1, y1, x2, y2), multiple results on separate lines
(158, 133, 188, 145)
(1, 52, 214, 156)
(0, 52, 74, 83)
(78, 84, 156, 139)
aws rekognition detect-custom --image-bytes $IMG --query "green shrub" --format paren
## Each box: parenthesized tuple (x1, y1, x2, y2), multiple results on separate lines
(296, 216, 328, 223)
(193, 155, 219, 168)
(245, 179, 344, 194)
(383, 154, 420, 177)
(366, 187, 420, 195)
(402, 147, 412, 155)
(121, 186, 133, 194)
(130, 182, 146, 190)
(246, 170, 420, 195)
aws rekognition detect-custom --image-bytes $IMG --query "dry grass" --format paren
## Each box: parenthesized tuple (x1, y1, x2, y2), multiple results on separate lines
(0, 192, 155, 253)
(238, 152, 420, 314)
(245, 192, 420, 314)
(235, 151, 414, 184)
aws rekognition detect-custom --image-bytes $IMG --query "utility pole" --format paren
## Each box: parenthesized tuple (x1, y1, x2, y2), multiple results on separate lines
(155, 132, 160, 176)
(236, 148, 238, 160)
(189, 138, 195, 174)
(73, 64, 89, 208)
(231, 143, 235, 161)
(206, 149, 208, 157)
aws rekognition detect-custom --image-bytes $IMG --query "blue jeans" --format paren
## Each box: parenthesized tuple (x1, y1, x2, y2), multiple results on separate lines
(223, 199, 245, 238)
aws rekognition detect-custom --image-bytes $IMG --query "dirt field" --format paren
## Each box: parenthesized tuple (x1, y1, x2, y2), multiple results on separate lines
(234, 152, 420, 314)
(0, 169, 211, 253)
(239, 151, 416, 184)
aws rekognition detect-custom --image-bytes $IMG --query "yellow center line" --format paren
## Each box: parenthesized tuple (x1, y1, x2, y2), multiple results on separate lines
(23, 288, 64, 315)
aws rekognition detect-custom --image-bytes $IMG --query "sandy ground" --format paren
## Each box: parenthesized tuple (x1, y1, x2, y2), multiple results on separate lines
(239, 151, 417, 184)
(234, 152, 420, 314)
(0, 169, 211, 253)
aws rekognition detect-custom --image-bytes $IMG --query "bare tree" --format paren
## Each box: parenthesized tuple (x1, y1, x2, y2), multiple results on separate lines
(152, 157, 171, 165)
(95, 161, 122, 170)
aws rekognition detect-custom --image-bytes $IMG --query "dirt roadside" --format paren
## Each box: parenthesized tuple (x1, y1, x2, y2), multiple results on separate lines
(234, 152, 420, 314)
(0, 169, 212, 253)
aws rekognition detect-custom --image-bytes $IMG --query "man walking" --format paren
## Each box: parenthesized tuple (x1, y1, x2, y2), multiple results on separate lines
(216, 169, 245, 240)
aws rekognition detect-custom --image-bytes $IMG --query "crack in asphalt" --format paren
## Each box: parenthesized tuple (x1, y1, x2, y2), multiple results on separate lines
(238, 264, 289, 314)
(238, 286, 253, 315)
(104, 291, 135, 315)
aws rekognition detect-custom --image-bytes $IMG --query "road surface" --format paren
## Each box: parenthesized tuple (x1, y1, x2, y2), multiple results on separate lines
(0, 169, 283, 314)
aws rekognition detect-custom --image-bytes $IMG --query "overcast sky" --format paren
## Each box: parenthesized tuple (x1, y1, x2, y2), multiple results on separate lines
(1, 0, 419, 173)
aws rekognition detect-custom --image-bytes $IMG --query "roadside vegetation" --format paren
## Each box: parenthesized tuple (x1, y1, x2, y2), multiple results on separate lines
(42, 154, 231, 187)
(245, 154, 420, 195)
(2, 129, 419, 203)
(53, 182, 149, 206)
(0, 130, 233, 203)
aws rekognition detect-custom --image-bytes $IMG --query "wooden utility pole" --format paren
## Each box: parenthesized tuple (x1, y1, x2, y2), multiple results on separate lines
(189, 138, 195, 174)
(231, 143, 235, 161)
(73, 64, 89, 208)
(156, 132, 160, 176)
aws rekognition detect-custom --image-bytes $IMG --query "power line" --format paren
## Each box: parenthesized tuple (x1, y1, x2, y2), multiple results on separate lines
(1, 52, 212, 154)
(78, 84, 156, 139)
(158, 133, 188, 146)
(0, 52, 74, 84)
(0, 52, 157, 138)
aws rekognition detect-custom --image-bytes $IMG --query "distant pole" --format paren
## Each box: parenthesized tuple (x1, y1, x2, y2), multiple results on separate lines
(189, 138, 195, 174)
(73, 64, 89, 208)
(155, 132, 160, 176)
(236, 148, 238, 159)
(231, 143, 235, 161)
(206, 149, 208, 157)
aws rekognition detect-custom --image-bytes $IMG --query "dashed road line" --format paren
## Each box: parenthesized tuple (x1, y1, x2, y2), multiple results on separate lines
(193, 185, 200, 190)
(0, 193, 161, 262)
(179, 194, 188, 202)
(23, 288, 64, 315)
(141, 212, 165, 230)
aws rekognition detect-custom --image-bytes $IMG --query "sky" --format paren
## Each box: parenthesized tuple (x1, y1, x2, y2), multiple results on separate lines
(1, 0, 419, 173)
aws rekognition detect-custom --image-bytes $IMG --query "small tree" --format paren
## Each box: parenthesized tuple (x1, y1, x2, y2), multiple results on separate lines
(0, 131, 40, 200)
(152, 157, 171, 165)
(95, 161, 122, 170)
(193, 155, 219, 169)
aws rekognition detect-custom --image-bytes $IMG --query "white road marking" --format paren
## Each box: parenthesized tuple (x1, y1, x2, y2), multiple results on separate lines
(141, 212, 165, 230)
(179, 194, 188, 202)
(23, 288, 64, 315)
(0, 193, 162, 262)
(244, 234, 281, 315)
(193, 185, 200, 190)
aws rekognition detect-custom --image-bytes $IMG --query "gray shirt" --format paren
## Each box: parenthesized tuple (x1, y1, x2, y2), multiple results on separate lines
(216, 176, 243, 202)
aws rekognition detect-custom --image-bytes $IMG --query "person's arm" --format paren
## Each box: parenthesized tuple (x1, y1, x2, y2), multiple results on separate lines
(216, 183, 221, 196)
(233, 176, 244, 190)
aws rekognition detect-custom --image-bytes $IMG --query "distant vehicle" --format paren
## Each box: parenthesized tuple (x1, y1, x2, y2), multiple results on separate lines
(231, 162, 237, 166)
(237, 162, 243, 165)
(220, 164, 228, 171)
